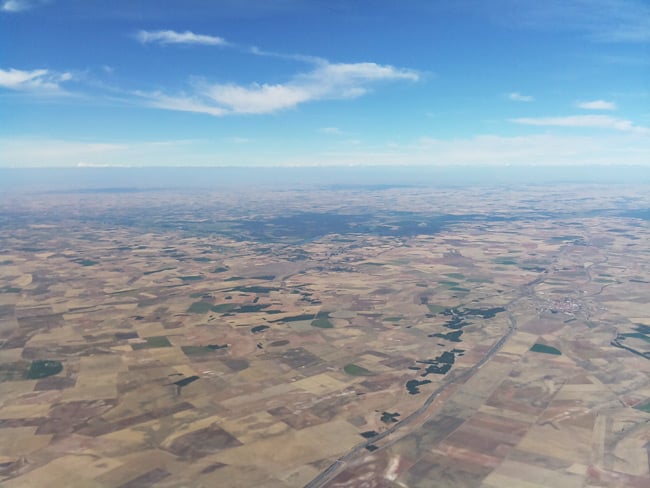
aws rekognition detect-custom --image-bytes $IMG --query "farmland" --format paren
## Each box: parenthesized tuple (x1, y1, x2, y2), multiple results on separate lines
(1, 184, 649, 487)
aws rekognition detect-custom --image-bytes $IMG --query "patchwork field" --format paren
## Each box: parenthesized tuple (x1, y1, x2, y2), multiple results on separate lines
(0, 184, 649, 487)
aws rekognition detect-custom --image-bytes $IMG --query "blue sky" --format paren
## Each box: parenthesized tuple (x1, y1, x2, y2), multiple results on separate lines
(1, 0, 649, 167)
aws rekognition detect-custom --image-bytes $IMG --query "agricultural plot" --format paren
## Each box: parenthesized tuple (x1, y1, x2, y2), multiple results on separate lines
(0, 185, 649, 487)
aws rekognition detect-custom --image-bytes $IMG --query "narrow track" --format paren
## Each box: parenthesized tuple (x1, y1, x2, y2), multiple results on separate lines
(305, 275, 544, 488)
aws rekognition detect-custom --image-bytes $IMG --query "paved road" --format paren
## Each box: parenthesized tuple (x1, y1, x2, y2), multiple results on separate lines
(305, 274, 545, 488)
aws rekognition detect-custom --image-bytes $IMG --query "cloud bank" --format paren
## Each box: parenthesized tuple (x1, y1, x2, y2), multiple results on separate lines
(4, 132, 649, 168)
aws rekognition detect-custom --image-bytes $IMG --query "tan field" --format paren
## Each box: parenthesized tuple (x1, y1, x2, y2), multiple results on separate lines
(1, 184, 649, 487)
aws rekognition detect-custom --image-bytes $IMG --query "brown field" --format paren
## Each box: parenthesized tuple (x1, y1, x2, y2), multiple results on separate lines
(0, 184, 649, 487)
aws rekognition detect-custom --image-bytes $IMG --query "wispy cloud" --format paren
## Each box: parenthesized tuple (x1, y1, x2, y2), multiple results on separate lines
(508, 92, 534, 102)
(1, 0, 47, 12)
(226, 137, 250, 144)
(130, 27, 418, 115)
(0, 67, 72, 94)
(283, 133, 650, 167)
(3, 133, 649, 168)
(512, 115, 649, 134)
(143, 61, 419, 116)
(577, 100, 617, 110)
(0, 137, 204, 167)
(130, 29, 418, 115)
(136, 29, 228, 46)
(137, 91, 227, 116)
(135, 28, 319, 63)
(478, 0, 650, 43)
(0, 138, 126, 167)
(319, 127, 343, 135)
(248, 45, 324, 64)
(597, 54, 650, 66)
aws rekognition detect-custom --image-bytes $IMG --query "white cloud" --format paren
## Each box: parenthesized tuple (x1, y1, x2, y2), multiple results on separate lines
(136, 29, 227, 46)
(512, 115, 649, 134)
(0, 68, 47, 87)
(1, 0, 46, 12)
(508, 92, 534, 102)
(0, 67, 72, 93)
(204, 62, 418, 114)
(202, 82, 312, 114)
(147, 61, 419, 116)
(577, 100, 617, 110)
(1, 0, 27, 11)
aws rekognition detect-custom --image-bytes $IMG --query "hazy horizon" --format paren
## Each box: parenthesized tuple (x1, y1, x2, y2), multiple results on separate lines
(1, 165, 649, 193)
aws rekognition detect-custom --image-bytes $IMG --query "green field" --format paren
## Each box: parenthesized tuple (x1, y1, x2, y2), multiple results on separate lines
(311, 311, 333, 328)
(26, 360, 63, 379)
(634, 400, 650, 413)
(179, 275, 203, 281)
(188, 301, 213, 313)
(132, 336, 172, 350)
(343, 364, 373, 376)
(427, 304, 447, 314)
(622, 332, 650, 343)
(530, 343, 561, 355)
